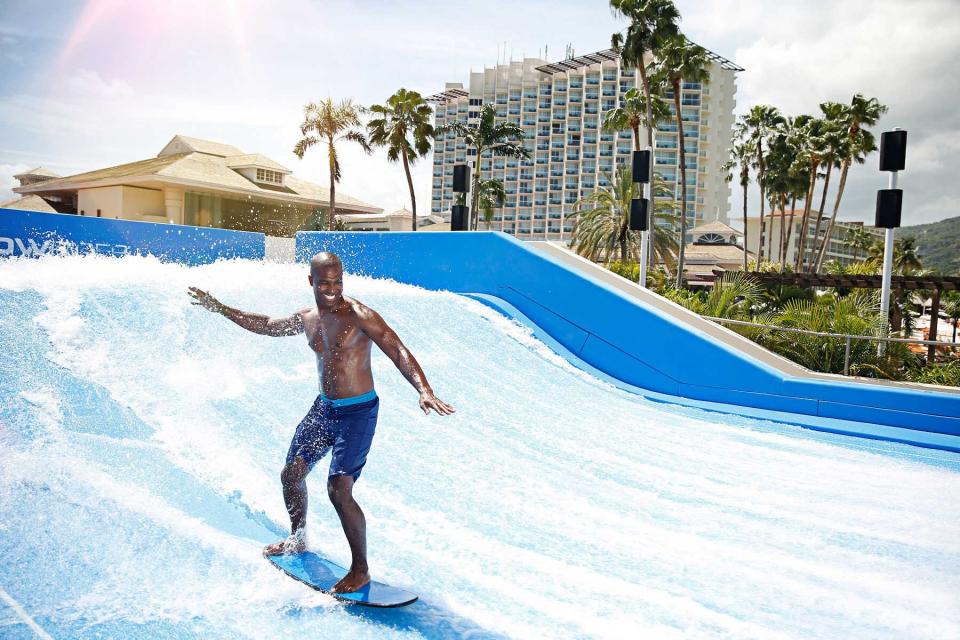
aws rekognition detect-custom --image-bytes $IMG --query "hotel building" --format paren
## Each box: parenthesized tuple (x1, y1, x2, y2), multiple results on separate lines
(428, 47, 741, 240)
(745, 211, 884, 268)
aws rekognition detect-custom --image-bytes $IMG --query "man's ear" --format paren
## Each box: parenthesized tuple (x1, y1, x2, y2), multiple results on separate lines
(308, 275, 313, 286)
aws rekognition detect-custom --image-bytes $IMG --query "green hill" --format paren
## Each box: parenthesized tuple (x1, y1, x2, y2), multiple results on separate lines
(899, 215, 960, 274)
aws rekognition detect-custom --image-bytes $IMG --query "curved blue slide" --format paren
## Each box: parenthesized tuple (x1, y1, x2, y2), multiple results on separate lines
(296, 230, 960, 451)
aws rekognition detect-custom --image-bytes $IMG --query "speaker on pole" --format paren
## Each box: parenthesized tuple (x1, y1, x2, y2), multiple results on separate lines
(451, 204, 469, 231)
(453, 165, 470, 193)
(632, 150, 651, 184)
(875, 189, 903, 229)
(879, 130, 907, 172)
(629, 197, 648, 231)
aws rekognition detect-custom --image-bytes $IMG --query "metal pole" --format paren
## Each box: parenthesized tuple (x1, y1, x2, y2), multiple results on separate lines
(844, 336, 852, 376)
(639, 180, 649, 287)
(878, 170, 897, 356)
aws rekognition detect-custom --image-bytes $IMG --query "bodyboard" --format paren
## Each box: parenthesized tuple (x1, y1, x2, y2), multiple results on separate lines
(267, 551, 418, 608)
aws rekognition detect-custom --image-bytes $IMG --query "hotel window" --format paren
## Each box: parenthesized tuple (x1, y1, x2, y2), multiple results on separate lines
(256, 168, 283, 184)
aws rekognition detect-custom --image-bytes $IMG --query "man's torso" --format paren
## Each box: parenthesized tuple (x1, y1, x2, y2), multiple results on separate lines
(301, 296, 376, 399)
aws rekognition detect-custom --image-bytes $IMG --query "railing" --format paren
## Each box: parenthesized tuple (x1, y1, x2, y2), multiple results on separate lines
(703, 316, 960, 376)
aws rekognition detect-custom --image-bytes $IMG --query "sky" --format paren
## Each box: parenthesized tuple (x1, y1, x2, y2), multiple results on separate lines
(0, 0, 958, 226)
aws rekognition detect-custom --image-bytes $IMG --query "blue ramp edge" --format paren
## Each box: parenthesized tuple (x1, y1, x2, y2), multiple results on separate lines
(464, 292, 960, 454)
(0, 208, 265, 264)
(295, 231, 960, 446)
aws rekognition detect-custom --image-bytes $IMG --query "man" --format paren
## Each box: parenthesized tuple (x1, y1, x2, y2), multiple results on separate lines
(188, 252, 455, 594)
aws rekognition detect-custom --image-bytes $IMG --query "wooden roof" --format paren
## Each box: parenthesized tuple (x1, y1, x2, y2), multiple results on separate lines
(736, 272, 960, 291)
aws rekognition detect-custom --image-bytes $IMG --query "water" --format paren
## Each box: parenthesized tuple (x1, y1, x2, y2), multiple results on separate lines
(1, 254, 958, 640)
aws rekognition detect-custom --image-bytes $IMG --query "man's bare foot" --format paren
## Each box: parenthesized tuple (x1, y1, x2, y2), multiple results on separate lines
(331, 567, 371, 594)
(262, 532, 307, 557)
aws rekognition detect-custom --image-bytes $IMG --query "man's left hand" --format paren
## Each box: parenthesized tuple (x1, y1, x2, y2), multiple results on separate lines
(419, 392, 456, 416)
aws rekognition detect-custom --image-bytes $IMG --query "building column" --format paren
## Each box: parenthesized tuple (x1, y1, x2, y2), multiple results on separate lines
(164, 188, 184, 224)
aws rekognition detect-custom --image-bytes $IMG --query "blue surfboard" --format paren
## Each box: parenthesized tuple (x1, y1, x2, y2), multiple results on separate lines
(267, 551, 418, 608)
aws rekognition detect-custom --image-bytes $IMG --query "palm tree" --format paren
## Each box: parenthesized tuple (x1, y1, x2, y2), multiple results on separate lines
(610, 0, 681, 269)
(293, 98, 371, 231)
(806, 104, 849, 272)
(844, 225, 874, 262)
(569, 165, 678, 267)
(654, 36, 711, 287)
(439, 103, 528, 230)
(792, 116, 827, 271)
(366, 89, 435, 231)
(738, 105, 786, 266)
(868, 237, 923, 275)
(812, 94, 887, 270)
(943, 291, 960, 342)
(722, 138, 752, 272)
(602, 86, 671, 151)
(476, 178, 507, 229)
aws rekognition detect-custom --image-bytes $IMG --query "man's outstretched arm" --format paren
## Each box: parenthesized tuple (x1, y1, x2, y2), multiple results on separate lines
(187, 287, 305, 337)
(358, 307, 455, 416)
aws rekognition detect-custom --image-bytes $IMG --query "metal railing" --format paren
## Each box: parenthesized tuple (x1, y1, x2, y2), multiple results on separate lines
(702, 316, 959, 376)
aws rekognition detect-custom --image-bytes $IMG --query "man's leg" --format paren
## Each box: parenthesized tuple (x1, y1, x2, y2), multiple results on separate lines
(263, 456, 311, 556)
(327, 474, 371, 593)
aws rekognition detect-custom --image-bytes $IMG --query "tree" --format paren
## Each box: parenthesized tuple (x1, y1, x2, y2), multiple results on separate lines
(610, 0, 681, 272)
(737, 105, 786, 266)
(943, 291, 960, 342)
(602, 85, 671, 151)
(806, 103, 850, 272)
(476, 178, 507, 230)
(569, 165, 678, 268)
(439, 103, 528, 230)
(792, 116, 827, 271)
(366, 88, 434, 231)
(654, 37, 711, 287)
(812, 94, 887, 270)
(293, 99, 371, 231)
(844, 225, 875, 262)
(722, 139, 752, 272)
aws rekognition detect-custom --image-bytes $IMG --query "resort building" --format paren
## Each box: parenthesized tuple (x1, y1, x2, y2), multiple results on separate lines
(339, 208, 447, 232)
(682, 219, 752, 287)
(428, 46, 740, 241)
(7, 135, 381, 237)
(744, 211, 884, 268)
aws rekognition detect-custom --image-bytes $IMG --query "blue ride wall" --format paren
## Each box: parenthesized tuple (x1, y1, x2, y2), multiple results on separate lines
(296, 231, 960, 439)
(0, 208, 265, 264)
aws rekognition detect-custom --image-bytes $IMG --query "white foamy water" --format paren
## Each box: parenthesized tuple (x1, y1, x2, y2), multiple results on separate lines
(0, 254, 958, 640)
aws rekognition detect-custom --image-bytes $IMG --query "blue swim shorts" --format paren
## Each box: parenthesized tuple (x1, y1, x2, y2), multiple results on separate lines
(285, 389, 379, 481)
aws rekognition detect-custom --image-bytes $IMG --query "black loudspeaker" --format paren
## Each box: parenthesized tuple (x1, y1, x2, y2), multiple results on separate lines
(632, 150, 651, 183)
(879, 130, 907, 172)
(452, 165, 470, 193)
(451, 205, 469, 231)
(875, 189, 903, 229)
(629, 197, 648, 231)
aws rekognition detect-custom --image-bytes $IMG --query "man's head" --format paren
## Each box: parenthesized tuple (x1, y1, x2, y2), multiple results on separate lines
(308, 252, 344, 310)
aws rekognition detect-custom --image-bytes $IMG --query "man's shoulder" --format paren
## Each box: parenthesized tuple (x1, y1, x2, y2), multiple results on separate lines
(344, 297, 381, 323)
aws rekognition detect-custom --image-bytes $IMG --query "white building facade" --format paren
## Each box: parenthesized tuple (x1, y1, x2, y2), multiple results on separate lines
(429, 47, 740, 241)
(745, 211, 884, 268)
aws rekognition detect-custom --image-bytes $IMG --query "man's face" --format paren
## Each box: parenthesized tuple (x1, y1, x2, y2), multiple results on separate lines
(309, 264, 344, 309)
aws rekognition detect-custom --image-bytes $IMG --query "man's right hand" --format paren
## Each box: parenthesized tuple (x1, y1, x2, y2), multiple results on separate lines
(188, 287, 224, 314)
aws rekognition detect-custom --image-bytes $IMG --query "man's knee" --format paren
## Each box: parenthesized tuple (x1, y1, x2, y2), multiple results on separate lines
(282, 458, 308, 486)
(326, 475, 354, 507)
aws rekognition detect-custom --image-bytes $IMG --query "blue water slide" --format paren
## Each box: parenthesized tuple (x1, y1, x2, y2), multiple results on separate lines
(296, 231, 960, 441)
(0, 208, 265, 264)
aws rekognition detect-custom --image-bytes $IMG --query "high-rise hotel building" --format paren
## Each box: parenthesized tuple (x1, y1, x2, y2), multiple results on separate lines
(429, 48, 741, 240)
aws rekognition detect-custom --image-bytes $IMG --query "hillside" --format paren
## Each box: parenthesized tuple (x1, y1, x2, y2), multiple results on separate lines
(899, 215, 960, 274)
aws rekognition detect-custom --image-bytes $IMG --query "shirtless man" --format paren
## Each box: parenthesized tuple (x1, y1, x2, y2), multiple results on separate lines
(188, 252, 455, 593)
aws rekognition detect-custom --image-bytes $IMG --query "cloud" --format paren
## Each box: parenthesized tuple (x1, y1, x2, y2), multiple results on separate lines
(66, 68, 133, 99)
(679, 0, 960, 225)
(0, 162, 31, 201)
(0, 0, 956, 227)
